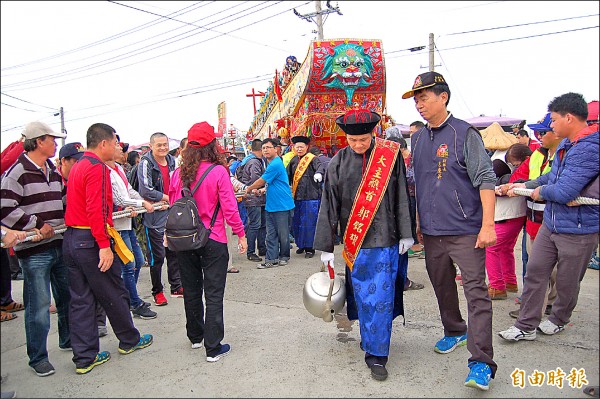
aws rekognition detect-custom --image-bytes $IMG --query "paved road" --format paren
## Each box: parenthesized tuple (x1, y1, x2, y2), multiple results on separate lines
(1, 234, 598, 397)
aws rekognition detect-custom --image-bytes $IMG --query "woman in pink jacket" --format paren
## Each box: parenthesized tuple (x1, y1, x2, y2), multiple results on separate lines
(168, 121, 247, 362)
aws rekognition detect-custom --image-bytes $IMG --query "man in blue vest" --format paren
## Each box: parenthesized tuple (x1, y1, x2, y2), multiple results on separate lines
(402, 71, 498, 391)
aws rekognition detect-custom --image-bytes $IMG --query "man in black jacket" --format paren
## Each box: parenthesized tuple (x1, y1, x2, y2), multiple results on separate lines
(239, 139, 267, 262)
(137, 132, 181, 306)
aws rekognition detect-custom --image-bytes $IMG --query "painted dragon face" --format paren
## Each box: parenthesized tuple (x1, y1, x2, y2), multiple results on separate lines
(320, 43, 374, 105)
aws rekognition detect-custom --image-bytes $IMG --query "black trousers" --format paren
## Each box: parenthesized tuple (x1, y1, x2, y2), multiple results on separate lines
(177, 239, 229, 357)
(1, 248, 13, 306)
(145, 226, 181, 295)
(63, 228, 140, 368)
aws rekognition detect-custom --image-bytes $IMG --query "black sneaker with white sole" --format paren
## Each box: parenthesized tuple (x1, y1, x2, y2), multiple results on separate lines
(206, 344, 231, 362)
(131, 303, 157, 319)
(247, 253, 263, 262)
(257, 261, 278, 269)
(32, 360, 55, 377)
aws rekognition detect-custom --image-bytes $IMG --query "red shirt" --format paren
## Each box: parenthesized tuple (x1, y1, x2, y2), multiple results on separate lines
(65, 152, 114, 248)
(158, 162, 170, 195)
(509, 157, 531, 183)
(528, 140, 541, 153)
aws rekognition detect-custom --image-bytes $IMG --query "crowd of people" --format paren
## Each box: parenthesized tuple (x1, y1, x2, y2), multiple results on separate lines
(1, 72, 598, 395)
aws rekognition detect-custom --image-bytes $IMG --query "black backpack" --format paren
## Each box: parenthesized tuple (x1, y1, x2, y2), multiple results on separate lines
(165, 165, 220, 252)
(128, 166, 140, 192)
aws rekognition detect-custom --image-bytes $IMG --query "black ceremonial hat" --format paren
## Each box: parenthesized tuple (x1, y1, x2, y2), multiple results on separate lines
(335, 109, 381, 135)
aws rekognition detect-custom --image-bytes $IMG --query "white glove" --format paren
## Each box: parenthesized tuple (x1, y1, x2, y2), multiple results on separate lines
(321, 251, 334, 265)
(398, 238, 414, 255)
(313, 173, 323, 183)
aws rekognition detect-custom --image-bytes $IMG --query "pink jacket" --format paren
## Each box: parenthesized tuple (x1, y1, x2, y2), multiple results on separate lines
(168, 161, 245, 244)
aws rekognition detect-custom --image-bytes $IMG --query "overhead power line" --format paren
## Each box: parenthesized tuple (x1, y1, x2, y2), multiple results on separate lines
(1, 73, 273, 133)
(447, 13, 599, 36)
(1, 102, 39, 112)
(0, 92, 57, 110)
(1, 1, 308, 91)
(0, 1, 208, 72)
(385, 25, 599, 60)
(433, 46, 474, 118)
(2, 2, 263, 80)
(440, 25, 598, 51)
(109, 0, 291, 54)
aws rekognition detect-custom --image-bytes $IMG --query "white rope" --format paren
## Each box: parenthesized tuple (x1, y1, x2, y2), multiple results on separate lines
(1, 202, 168, 248)
(511, 187, 599, 205)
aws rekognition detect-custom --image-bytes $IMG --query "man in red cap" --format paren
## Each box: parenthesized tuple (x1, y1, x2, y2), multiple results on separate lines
(313, 108, 413, 382)
(403, 71, 497, 391)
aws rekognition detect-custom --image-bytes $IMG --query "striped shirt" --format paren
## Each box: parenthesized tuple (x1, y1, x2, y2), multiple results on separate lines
(108, 162, 144, 231)
(0, 153, 65, 258)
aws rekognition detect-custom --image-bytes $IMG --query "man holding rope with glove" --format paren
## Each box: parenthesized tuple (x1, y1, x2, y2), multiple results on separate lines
(498, 92, 599, 342)
(313, 108, 413, 382)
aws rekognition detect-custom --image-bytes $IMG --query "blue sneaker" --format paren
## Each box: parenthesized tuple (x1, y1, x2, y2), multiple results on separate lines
(118, 333, 153, 355)
(464, 361, 492, 391)
(434, 333, 467, 354)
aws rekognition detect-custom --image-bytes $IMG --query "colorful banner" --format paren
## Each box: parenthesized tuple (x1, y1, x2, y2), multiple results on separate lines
(217, 101, 226, 138)
(342, 138, 400, 270)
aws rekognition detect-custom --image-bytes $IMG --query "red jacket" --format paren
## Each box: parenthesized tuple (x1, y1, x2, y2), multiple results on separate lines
(64, 152, 113, 248)
(1, 140, 24, 175)
(509, 157, 531, 183)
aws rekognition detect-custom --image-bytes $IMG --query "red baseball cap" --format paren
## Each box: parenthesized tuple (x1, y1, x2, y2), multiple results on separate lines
(187, 122, 216, 148)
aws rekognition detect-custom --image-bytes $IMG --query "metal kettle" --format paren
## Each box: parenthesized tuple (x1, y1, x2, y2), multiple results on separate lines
(303, 262, 346, 322)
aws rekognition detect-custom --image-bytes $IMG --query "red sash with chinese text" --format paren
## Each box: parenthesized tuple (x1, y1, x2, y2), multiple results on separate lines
(291, 153, 315, 198)
(342, 138, 400, 271)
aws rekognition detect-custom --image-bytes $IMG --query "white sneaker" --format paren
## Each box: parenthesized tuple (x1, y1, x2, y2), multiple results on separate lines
(537, 319, 565, 335)
(498, 325, 536, 341)
(191, 342, 203, 349)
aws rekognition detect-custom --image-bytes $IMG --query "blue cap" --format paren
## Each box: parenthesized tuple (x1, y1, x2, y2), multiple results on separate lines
(527, 112, 552, 132)
(59, 142, 85, 160)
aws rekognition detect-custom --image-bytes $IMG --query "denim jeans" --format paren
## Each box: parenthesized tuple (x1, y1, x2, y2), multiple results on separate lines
(19, 246, 70, 367)
(245, 206, 266, 255)
(265, 210, 291, 263)
(119, 230, 143, 308)
(238, 200, 248, 227)
(127, 228, 145, 282)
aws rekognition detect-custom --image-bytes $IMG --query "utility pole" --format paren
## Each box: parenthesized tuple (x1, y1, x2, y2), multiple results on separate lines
(54, 106, 66, 146)
(315, 1, 324, 40)
(429, 33, 435, 72)
(420, 33, 441, 71)
(293, 1, 342, 40)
